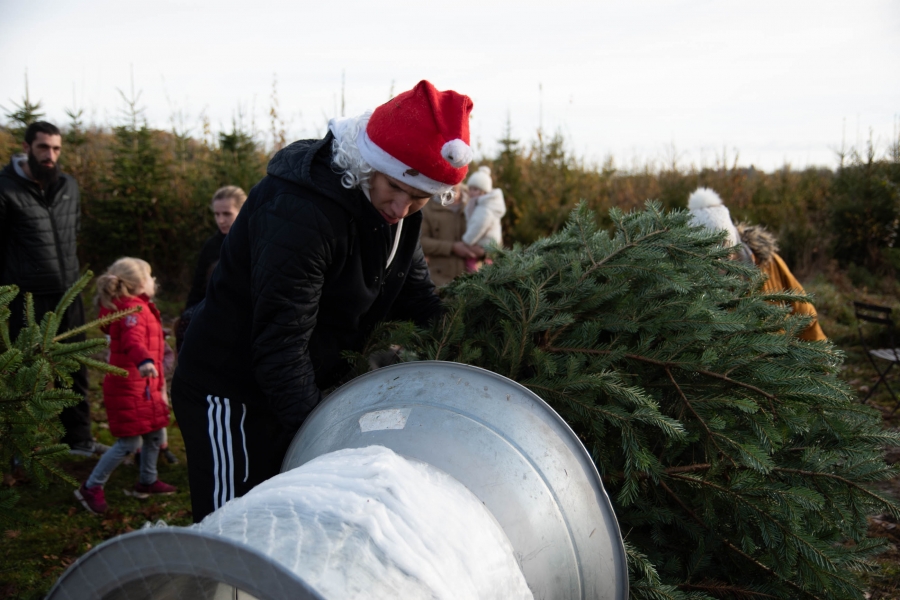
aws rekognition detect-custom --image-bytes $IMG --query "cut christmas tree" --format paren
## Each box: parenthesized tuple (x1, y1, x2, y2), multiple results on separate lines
(379, 202, 899, 600)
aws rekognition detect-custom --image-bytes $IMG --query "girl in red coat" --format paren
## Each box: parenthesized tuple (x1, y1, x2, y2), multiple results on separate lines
(75, 258, 177, 515)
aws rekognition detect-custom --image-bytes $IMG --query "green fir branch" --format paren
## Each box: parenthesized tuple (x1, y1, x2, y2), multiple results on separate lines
(52, 305, 140, 342)
(0, 276, 137, 522)
(659, 479, 823, 600)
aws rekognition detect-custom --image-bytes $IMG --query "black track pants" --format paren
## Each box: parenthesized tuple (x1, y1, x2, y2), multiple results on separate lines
(172, 375, 294, 522)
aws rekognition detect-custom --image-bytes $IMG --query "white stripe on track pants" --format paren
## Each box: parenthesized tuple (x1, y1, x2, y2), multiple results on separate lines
(172, 376, 294, 522)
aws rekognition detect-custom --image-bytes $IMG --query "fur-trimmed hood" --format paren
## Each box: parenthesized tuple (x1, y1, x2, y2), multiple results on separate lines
(736, 223, 778, 265)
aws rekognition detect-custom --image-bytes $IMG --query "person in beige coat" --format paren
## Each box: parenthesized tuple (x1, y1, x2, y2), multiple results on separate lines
(420, 184, 479, 286)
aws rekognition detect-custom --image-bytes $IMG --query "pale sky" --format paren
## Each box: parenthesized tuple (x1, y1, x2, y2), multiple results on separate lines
(1, 0, 898, 171)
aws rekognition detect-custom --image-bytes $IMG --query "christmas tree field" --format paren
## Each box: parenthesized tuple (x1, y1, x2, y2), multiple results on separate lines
(390, 202, 900, 599)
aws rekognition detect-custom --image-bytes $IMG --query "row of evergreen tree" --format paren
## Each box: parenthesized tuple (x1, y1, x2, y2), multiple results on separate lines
(1, 92, 267, 295)
(2, 95, 898, 298)
(488, 124, 900, 278)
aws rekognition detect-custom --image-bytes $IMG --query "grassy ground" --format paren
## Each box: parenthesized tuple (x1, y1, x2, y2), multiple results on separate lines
(2, 270, 900, 599)
(0, 428, 192, 599)
(0, 312, 193, 600)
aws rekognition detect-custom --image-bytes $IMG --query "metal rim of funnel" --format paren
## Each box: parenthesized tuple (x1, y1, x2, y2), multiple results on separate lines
(45, 527, 325, 600)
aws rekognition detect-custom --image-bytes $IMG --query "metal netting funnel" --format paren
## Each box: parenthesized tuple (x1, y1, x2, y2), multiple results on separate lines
(282, 361, 628, 600)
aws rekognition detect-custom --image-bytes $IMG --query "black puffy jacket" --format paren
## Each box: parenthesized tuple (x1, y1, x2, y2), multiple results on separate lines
(175, 134, 442, 430)
(0, 158, 81, 294)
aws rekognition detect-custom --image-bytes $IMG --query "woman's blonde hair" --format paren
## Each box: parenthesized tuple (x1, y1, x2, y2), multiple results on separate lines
(211, 185, 248, 210)
(95, 257, 152, 309)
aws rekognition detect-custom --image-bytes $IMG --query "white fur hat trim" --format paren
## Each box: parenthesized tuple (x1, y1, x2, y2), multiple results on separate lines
(357, 128, 453, 195)
(687, 187, 741, 248)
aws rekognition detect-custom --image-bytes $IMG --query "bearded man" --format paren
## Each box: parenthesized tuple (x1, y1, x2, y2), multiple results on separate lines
(0, 121, 107, 456)
(174, 80, 474, 521)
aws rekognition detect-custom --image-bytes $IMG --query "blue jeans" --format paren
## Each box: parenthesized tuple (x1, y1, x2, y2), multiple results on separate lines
(86, 428, 164, 488)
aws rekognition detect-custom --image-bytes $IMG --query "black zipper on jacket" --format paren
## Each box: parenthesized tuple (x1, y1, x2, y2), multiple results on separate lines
(47, 207, 67, 286)
(42, 183, 69, 287)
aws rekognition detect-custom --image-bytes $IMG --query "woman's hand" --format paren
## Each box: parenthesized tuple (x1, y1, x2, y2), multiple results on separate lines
(139, 362, 159, 378)
(468, 244, 486, 258)
(452, 241, 477, 258)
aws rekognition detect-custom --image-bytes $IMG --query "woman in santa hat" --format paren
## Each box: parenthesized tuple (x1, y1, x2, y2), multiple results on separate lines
(173, 81, 474, 521)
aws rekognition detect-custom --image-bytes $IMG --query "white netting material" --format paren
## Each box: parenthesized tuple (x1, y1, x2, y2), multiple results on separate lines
(197, 445, 533, 600)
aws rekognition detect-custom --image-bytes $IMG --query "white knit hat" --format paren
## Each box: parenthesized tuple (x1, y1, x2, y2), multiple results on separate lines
(687, 187, 741, 248)
(466, 165, 493, 193)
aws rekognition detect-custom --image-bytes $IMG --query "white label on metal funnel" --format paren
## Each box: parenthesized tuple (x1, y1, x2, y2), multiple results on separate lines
(359, 408, 411, 432)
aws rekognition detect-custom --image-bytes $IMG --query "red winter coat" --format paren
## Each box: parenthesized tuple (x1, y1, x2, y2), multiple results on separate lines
(100, 295, 170, 438)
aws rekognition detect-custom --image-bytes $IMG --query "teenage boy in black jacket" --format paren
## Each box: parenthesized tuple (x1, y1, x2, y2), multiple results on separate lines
(173, 81, 475, 521)
(0, 121, 106, 457)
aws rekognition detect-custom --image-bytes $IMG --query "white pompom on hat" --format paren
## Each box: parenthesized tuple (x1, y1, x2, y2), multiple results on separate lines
(687, 187, 741, 248)
(466, 165, 493, 193)
(356, 80, 474, 196)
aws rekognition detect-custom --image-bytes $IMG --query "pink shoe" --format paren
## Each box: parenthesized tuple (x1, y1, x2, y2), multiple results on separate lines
(75, 483, 108, 515)
(130, 479, 177, 499)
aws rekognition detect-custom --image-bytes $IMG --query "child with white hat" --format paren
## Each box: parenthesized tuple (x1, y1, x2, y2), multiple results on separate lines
(462, 165, 506, 272)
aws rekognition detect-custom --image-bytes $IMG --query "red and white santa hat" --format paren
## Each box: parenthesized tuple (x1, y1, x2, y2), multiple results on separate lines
(357, 80, 474, 196)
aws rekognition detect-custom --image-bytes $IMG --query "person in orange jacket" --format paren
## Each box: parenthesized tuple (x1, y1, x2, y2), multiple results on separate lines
(688, 187, 826, 342)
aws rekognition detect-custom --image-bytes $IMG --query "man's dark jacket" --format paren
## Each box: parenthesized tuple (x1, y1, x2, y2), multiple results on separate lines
(175, 133, 442, 430)
(175, 229, 225, 353)
(0, 158, 81, 294)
